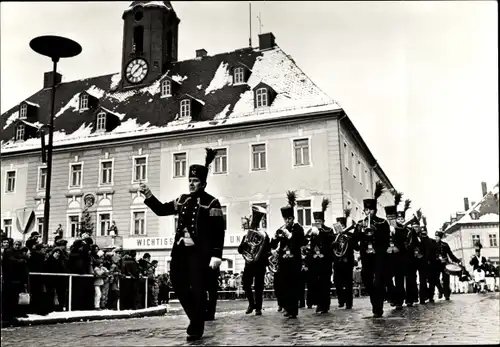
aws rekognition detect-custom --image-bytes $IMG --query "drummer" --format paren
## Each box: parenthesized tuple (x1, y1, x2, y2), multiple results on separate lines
(434, 230, 461, 300)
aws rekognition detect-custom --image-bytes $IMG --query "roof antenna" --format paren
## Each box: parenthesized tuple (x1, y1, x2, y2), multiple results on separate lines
(249, 3, 252, 47)
(257, 12, 263, 34)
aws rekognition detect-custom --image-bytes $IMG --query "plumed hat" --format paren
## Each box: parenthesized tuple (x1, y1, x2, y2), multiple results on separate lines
(189, 148, 217, 183)
(280, 190, 296, 219)
(313, 197, 330, 221)
(336, 208, 351, 228)
(363, 181, 385, 210)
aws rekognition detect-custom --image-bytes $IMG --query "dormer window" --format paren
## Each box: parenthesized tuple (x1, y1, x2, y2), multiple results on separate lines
(79, 94, 89, 110)
(234, 67, 245, 84)
(96, 112, 106, 131)
(256, 88, 268, 108)
(180, 99, 191, 118)
(161, 80, 172, 97)
(16, 124, 25, 141)
(20, 104, 28, 119)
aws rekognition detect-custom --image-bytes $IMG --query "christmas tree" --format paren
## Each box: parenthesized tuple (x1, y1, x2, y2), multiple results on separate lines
(79, 208, 94, 237)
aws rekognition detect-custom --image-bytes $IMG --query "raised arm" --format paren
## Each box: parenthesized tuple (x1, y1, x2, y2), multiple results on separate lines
(140, 183, 178, 216)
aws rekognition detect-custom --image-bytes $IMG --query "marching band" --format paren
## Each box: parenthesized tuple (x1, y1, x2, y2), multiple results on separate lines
(237, 182, 464, 320)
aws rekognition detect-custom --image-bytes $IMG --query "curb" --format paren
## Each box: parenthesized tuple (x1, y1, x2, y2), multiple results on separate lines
(9, 306, 168, 327)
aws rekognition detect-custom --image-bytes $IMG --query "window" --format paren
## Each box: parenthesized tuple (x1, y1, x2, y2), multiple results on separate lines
(472, 234, 480, 246)
(99, 213, 111, 236)
(358, 159, 363, 183)
(100, 160, 113, 185)
(251, 144, 266, 171)
(36, 217, 44, 237)
(16, 124, 25, 141)
(351, 152, 356, 177)
(161, 80, 171, 97)
(133, 156, 147, 182)
(256, 88, 268, 108)
(20, 104, 27, 119)
(221, 205, 227, 231)
(293, 139, 310, 166)
(69, 215, 79, 238)
(297, 200, 312, 227)
(133, 26, 144, 53)
(343, 142, 349, 170)
(69, 164, 83, 187)
(489, 234, 498, 247)
(180, 99, 191, 118)
(79, 94, 88, 110)
(252, 203, 267, 229)
(96, 112, 106, 131)
(213, 149, 228, 174)
(38, 167, 47, 190)
(234, 67, 245, 84)
(173, 153, 187, 178)
(3, 219, 12, 237)
(133, 211, 146, 235)
(5, 171, 16, 192)
(364, 168, 370, 192)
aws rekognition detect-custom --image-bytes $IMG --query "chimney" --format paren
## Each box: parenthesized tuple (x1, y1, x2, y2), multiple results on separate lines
(456, 212, 465, 220)
(258, 32, 276, 50)
(43, 71, 62, 89)
(481, 182, 488, 196)
(471, 201, 476, 207)
(464, 197, 470, 211)
(196, 49, 207, 58)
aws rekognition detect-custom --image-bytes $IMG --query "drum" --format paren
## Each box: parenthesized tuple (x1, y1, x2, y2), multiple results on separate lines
(445, 263, 462, 276)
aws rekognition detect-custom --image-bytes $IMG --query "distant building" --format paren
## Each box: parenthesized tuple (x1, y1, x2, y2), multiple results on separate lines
(0, 1, 396, 274)
(443, 182, 499, 285)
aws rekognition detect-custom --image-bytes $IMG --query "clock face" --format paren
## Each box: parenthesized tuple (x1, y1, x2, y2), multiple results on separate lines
(125, 58, 149, 84)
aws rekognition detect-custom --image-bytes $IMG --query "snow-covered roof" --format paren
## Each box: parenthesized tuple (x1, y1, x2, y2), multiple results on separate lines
(445, 184, 500, 232)
(0, 46, 340, 154)
(24, 100, 40, 108)
(123, 1, 172, 14)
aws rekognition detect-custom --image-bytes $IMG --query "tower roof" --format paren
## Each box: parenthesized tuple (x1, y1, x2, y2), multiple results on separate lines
(124, 1, 173, 14)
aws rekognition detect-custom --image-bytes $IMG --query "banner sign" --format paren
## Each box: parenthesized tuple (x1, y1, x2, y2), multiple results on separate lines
(123, 234, 245, 250)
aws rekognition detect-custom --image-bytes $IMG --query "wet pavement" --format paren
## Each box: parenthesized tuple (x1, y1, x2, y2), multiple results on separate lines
(2, 293, 499, 346)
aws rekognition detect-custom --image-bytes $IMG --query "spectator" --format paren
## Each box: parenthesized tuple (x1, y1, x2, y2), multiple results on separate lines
(93, 259, 109, 310)
(25, 232, 40, 251)
(107, 258, 122, 310)
(28, 243, 51, 315)
(100, 252, 113, 309)
(158, 272, 171, 305)
(45, 248, 68, 311)
(121, 250, 140, 310)
(147, 260, 159, 307)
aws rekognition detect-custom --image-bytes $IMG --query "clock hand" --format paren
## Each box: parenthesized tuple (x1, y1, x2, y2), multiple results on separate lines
(131, 65, 139, 75)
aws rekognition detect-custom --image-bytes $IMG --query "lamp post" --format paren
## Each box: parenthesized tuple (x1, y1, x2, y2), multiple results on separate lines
(30, 35, 82, 244)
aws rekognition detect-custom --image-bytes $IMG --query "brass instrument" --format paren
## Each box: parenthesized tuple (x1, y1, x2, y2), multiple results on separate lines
(363, 213, 376, 254)
(268, 249, 279, 273)
(332, 221, 357, 258)
(241, 205, 269, 264)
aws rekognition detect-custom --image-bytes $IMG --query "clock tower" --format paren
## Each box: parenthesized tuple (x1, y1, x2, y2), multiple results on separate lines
(120, 1, 180, 89)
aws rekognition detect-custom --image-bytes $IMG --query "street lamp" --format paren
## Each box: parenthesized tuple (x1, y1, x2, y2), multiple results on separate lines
(30, 35, 82, 244)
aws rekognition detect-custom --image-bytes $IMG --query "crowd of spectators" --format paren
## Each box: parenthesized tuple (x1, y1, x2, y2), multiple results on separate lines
(1, 230, 169, 326)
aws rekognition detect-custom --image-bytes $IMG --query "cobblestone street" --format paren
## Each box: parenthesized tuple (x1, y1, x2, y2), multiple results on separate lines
(2, 293, 499, 346)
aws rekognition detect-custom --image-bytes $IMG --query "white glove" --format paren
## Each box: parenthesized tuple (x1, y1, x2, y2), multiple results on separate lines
(209, 257, 222, 269)
(284, 230, 292, 239)
(139, 183, 153, 199)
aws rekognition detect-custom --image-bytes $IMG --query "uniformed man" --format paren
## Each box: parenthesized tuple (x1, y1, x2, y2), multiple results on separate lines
(140, 148, 225, 342)
(237, 205, 270, 316)
(332, 208, 359, 310)
(306, 198, 335, 314)
(384, 202, 406, 310)
(357, 182, 390, 318)
(434, 230, 461, 300)
(270, 191, 305, 319)
(416, 218, 439, 304)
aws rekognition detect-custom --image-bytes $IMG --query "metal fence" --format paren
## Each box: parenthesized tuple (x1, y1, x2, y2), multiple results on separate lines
(28, 272, 150, 312)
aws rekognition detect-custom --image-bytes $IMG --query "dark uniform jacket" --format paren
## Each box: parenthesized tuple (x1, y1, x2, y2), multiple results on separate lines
(357, 215, 390, 257)
(237, 232, 271, 268)
(270, 223, 305, 266)
(145, 191, 225, 260)
(470, 255, 488, 271)
(392, 224, 411, 255)
(436, 241, 460, 264)
(420, 237, 439, 265)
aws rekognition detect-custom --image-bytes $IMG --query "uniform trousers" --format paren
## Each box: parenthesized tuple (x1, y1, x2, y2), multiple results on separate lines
(308, 259, 332, 311)
(435, 263, 451, 299)
(405, 255, 419, 304)
(361, 254, 386, 315)
(206, 268, 219, 319)
(279, 260, 301, 316)
(416, 259, 431, 303)
(242, 263, 267, 310)
(274, 270, 285, 309)
(334, 260, 354, 308)
(386, 253, 406, 306)
(170, 246, 208, 336)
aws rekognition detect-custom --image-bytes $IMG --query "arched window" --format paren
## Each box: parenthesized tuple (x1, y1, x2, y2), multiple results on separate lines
(16, 124, 25, 141)
(255, 88, 268, 108)
(20, 104, 28, 119)
(180, 99, 191, 118)
(133, 26, 144, 53)
(96, 112, 106, 131)
(161, 80, 172, 97)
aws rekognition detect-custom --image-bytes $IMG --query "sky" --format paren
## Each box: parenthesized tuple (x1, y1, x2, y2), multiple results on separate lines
(1, 1, 498, 231)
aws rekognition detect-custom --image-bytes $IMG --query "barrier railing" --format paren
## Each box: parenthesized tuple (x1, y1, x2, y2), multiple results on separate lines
(29, 272, 150, 312)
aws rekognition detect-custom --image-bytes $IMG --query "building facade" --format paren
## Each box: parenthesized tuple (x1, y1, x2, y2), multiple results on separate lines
(0, 1, 396, 274)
